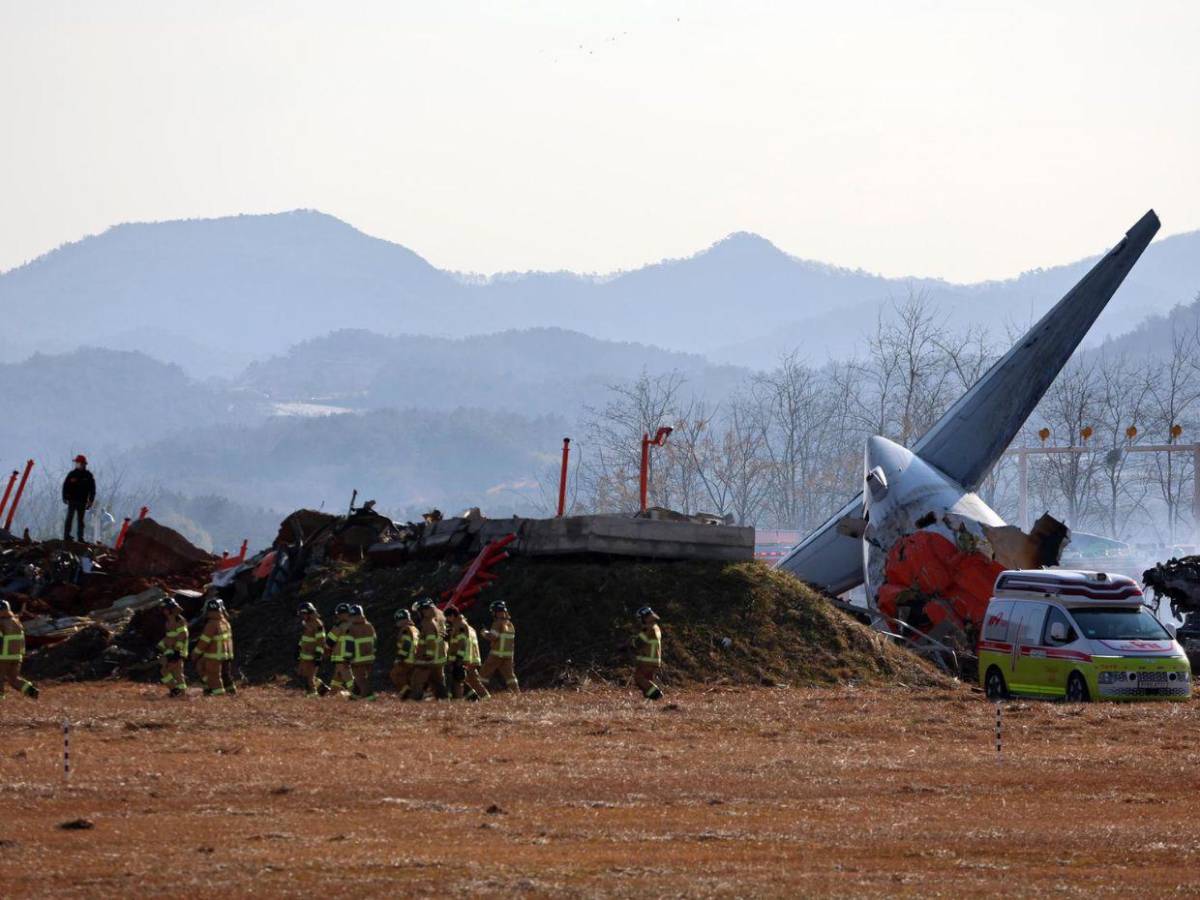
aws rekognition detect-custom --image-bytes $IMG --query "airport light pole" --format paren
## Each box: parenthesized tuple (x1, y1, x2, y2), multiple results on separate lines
(639, 427, 673, 513)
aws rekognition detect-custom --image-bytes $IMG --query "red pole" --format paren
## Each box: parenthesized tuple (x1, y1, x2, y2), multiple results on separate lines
(557, 438, 571, 517)
(115, 517, 132, 550)
(638, 427, 673, 514)
(3, 460, 34, 532)
(138, 506, 149, 520)
(639, 433, 650, 513)
(238, 539, 248, 562)
(0, 470, 17, 520)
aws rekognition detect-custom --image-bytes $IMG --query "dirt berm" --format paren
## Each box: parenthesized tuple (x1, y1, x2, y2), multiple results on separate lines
(230, 558, 945, 689)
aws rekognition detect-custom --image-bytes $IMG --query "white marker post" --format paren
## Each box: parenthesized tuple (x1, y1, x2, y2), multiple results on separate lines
(62, 719, 71, 782)
(993, 703, 1002, 761)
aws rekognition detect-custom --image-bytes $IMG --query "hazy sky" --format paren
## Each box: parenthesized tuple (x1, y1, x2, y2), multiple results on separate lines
(2, 0, 1198, 280)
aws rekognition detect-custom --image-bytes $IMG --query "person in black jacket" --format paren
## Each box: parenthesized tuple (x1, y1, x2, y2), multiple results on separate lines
(61, 454, 96, 542)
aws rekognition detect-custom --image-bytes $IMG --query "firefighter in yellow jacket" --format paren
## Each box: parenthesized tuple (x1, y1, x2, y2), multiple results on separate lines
(0, 600, 38, 700)
(407, 598, 446, 701)
(218, 603, 238, 695)
(156, 597, 189, 697)
(346, 604, 377, 701)
(325, 603, 354, 695)
(446, 606, 489, 700)
(389, 608, 419, 698)
(631, 606, 664, 700)
(296, 602, 329, 697)
(191, 598, 235, 696)
(479, 600, 519, 693)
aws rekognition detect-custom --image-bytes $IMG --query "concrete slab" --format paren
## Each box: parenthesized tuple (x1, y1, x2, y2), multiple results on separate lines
(478, 514, 754, 562)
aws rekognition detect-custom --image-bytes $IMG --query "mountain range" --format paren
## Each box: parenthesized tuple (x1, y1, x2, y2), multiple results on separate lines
(2, 209, 1199, 550)
(5, 209, 1198, 377)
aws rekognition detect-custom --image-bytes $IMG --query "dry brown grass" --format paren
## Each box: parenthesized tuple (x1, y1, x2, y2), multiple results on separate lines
(2, 683, 1199, 897)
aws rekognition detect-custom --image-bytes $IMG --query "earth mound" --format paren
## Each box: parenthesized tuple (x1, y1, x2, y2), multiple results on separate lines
(231, 557, 946, 689)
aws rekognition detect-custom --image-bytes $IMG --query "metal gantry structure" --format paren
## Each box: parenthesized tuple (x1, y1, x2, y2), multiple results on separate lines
(1007, 425, 1200, 539)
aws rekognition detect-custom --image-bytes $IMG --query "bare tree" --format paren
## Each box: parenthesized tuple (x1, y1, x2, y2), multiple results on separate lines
(856, 292, 962, 445)
(1143, 329, 1200, 542)
(1093, 353, 1153, 539)
(579, 370, 686, 513)
(1031, 358, 1103, 526)
(752, 352, 834, 530)
(686, 394, 771, 525)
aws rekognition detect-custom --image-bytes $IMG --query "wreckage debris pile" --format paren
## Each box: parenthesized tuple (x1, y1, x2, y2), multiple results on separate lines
(13, 506, 944, 689)
(117, 518, 215, 577)
(1, 518, 217, 680)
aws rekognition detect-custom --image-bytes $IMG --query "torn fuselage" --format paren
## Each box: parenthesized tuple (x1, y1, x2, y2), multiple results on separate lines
(860, 436, 1068, 651)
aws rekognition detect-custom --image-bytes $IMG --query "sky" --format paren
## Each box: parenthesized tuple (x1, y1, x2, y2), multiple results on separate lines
(2, 0, 1199, 281)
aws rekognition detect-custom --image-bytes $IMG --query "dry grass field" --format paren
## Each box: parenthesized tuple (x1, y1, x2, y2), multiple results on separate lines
(2, 682, 1199, 897)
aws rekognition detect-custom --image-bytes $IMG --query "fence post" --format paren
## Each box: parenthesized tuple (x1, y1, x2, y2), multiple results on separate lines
(63, 719, 71, 782)
(994, 703, 1002, 760)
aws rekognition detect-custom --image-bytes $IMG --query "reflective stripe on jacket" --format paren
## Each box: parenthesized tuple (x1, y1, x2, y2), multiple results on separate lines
(451, 626, 482, 665)
(157, 620, 188, 655)
(351, 635, 375, 664)
(215, 622, 234, 660)
(490, 622, 515, 658)
(0, 628, 25, 662)
(635, 625, 662, 665)
(326, 624, 346, 662)
(299, 624, 325, 662)
(196, 620, 233, 660)
(417, 631, 441, 665)
(396, 626, 418, 664)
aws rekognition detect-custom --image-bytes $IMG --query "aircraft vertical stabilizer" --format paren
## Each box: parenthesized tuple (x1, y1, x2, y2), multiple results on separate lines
(778, 211, 1160, 595)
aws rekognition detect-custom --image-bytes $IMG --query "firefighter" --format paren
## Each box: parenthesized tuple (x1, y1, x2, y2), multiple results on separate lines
(435, 604, 450, 695)
(346, 604, 377, 701)
(631, 606, 664, 700)
(156, 597, 189, 697)
(191, 598, 233, 696)
(479, 600, 519, 693)
(296, 602, 329, 697)
(217, 598, 237, 695)
(407, 599, 446, 701)
(61, 454, 96, 543)
(0, 600, 38, 700)
(446, 606, 489, 700)
(325, 603, 354, 695)
(389, 608, 419, 699)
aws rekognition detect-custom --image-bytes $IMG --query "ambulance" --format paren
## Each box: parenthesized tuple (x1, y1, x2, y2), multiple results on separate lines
(978, 569, 1192, 702)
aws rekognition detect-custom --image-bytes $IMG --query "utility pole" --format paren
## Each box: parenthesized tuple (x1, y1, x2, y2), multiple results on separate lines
(1017, 449, 1029, 531)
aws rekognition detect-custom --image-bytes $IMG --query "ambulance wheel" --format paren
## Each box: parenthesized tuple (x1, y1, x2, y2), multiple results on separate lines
(1066, 672, 1091, 703)
(984, 667, 1009, 701)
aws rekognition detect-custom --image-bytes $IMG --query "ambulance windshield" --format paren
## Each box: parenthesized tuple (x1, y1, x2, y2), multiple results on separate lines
(1068, 606, 1170, 641)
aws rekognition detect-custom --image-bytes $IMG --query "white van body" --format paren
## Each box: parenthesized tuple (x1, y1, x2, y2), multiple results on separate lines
(978, 569, 1192, 701)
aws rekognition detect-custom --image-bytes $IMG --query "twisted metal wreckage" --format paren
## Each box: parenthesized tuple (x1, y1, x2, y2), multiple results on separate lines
(778, 210, 1162, 669)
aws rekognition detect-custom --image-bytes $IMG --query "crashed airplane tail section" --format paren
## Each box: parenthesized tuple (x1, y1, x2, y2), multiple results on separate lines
(779, 210, 1160, 597)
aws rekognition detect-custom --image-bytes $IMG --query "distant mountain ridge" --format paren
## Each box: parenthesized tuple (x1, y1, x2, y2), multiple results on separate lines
(0, 347, 262, 462)
(238, 326, 748, 415)
(2, 209, 1198, 376)
(0, 322, 741, 445)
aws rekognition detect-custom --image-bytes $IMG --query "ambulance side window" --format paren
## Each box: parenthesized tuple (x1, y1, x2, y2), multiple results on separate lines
(1015, 602, 1048, 646)
(982, 601, 1014, 642)
(1043, 607, 1077, 645)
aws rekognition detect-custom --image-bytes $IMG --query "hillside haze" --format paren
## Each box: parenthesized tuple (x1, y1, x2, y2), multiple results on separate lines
(239, 327, 748, 415)
(7, 209, 1196, 376)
